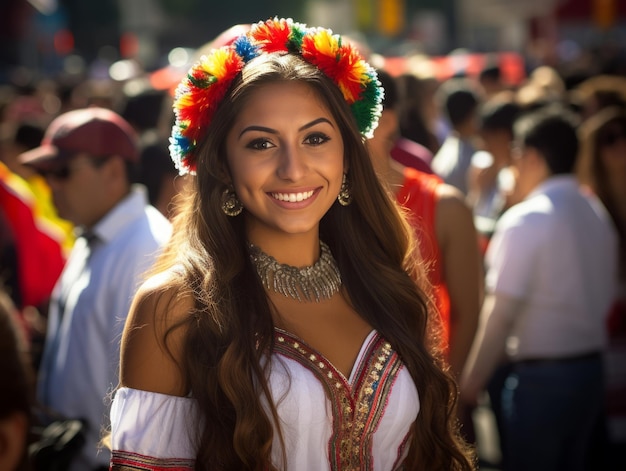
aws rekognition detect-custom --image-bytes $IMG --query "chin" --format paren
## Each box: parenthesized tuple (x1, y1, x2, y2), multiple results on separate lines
(276, 223, 320, 236)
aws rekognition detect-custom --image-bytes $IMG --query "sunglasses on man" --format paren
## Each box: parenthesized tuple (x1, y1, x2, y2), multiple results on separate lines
(37, 155, 111, 180)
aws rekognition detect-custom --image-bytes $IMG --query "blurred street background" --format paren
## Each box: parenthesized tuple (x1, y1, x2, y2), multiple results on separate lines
(1, 0, 624, 88)
(1, 1, 624, 470)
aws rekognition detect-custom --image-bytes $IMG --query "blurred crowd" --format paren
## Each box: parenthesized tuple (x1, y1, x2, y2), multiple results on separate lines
(0, 23, 625, 471)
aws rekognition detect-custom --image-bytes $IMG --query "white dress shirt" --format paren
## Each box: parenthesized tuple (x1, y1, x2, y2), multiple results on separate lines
(485, 175, 618, 360)
(38, 185, 171, 470)
(431, 133, 476, 195)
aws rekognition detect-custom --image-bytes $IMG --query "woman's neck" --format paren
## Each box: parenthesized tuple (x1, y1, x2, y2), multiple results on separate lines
(246, 230, 321, 267)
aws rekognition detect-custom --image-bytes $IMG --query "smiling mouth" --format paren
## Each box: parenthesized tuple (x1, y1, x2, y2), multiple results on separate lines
(270, 190, 315, 202)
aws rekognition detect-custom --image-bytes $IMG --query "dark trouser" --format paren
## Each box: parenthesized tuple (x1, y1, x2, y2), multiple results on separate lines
(499, 353, 604, 471)
(487, 362, 514, 468)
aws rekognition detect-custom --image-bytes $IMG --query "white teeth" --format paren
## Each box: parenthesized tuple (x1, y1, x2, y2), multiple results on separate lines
(271, 190, 314, 202)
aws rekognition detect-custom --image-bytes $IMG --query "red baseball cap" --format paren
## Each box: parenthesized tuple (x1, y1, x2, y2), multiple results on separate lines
(20, 107, 139, 169)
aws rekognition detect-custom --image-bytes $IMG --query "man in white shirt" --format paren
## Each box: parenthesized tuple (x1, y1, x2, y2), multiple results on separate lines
(431, 80, 480, 196)
(461, 106, 618, 471)
(21, 107, 172, 470)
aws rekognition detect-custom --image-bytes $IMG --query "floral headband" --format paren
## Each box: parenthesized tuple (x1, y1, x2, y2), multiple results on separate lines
(169, 17, 384, 175)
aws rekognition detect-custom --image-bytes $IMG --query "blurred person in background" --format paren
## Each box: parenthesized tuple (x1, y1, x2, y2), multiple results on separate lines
(20, 107, 171, 471)
(0, 121, 45, 179)
(68, 79, 122, 112)
(466, 96, 521, 251)
(137, 136, 186, 220)
(431, 79, 481, 196)
(370, 68, 482, 382)
(478, 60, 507, 100)
(464, 94, 522, 464)
(0, 287, 34, 471)
(515, 66, 566, 112)
(395, 72, 441, 156)
(120, 86, 168, 138)
(0, 160, 66, 353)
(1, 118, 73, 369)
(572, 75, 626, 122)
(461, 106, 618, 471)
(368, 69, 482, 443)
(391, 73, 437, 175)
(0, 119, 74, 253)
(120, 85, 188, 220)
(578, 106, 626, 467)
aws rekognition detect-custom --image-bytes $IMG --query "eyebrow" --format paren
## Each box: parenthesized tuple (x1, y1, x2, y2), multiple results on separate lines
(238, 117, 334, 138)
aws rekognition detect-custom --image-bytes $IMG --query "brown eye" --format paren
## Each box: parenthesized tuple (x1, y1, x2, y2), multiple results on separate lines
(305, 133, 330, 146)
(247, 138, 275, 150)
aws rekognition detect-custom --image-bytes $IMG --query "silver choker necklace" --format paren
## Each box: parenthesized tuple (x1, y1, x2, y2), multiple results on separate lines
(248, 241, 342, 303)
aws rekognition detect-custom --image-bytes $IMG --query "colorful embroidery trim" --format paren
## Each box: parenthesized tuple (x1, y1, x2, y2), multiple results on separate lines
(273, 329, 408, 470)
(169, 17, 384, 175)
(111, 450, 194, 470)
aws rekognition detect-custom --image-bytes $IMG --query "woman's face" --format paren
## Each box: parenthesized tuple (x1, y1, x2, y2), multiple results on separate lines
(225, 81, 345, 246)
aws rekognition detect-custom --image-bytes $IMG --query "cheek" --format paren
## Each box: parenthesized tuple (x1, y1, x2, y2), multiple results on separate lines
(226, 151, 253, 185)
(321, 139, 346, 171)
(335, 149, 349, 182)
(229, 162, 267, 199)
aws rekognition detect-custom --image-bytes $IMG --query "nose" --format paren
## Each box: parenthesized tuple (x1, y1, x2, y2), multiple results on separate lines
(276, 144, 306, 181)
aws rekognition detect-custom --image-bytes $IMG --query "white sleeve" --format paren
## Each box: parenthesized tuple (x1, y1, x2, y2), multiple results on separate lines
(110, 387, 197, 466)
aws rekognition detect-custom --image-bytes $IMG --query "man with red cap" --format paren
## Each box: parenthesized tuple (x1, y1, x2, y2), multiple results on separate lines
(21, 107, 171, 471)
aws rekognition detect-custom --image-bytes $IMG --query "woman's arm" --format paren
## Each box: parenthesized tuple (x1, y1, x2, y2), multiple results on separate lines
(119, 270, 191, 397)
(435, 184, 484, 378)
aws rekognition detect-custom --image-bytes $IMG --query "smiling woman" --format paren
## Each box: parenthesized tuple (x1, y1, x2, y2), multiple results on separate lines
(110, 17, 476, 471)
(226, 81, 345, 244)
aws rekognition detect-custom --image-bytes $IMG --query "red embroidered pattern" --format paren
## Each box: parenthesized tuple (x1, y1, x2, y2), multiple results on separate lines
(110, 450, 194, 471)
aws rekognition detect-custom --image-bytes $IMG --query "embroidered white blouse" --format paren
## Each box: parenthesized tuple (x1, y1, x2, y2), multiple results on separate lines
(110, 330, 420, 470)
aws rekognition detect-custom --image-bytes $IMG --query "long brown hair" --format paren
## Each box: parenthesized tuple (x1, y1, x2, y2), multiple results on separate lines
(156, 52, 475, 470)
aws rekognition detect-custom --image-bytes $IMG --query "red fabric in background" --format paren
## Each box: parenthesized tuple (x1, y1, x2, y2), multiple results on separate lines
(396, 168, 451, 350)
(0, 165, 64, 309)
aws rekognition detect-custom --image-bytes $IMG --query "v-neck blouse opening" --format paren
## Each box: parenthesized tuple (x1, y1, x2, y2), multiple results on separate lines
(273, 327, 378, 386)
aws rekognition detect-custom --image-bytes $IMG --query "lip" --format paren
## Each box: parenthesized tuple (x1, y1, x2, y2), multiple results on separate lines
(267, 187, 321, 209)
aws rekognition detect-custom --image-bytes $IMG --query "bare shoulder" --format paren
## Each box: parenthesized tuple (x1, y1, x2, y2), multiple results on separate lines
(120, 268, 194, 396)
(128, 269, 192, 330)
(434, 183, 477, 246)
(435, 183, 473, 219)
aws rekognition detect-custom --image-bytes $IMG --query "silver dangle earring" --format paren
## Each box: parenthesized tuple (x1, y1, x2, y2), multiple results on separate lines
(221, 187, 244, 216)
(337, 173, 352, 206)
